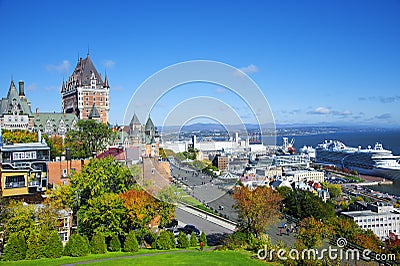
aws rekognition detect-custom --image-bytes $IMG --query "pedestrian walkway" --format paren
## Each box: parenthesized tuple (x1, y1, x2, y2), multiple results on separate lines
(264, 218, 298, 247)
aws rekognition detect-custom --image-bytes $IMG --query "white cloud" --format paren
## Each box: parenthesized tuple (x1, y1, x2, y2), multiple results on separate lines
(235, 64, 258, 77)
(103, 59, 116, 68)
(46, 60, 70, 74)
(308, 107, 331, 115)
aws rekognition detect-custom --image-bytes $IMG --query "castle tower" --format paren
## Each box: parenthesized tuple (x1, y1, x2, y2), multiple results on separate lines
(62, 53, 110, 123)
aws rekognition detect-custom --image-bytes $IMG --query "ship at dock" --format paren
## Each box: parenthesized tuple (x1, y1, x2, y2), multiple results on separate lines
(315, 140, 400, 180)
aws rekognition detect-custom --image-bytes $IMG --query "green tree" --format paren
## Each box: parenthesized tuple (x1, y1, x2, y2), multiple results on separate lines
(154, 231, 175, 250)
(65, 119, 115, 158)
(177, 231, 189, 248)
(64, 234, 89, 257)
(45, 230, 63, 258)
(109, 234, 121, 252)
(190, 232, 198, 247)
(25, 229, 42, 260)
(2, 232, 27, 261)
(2, 201, 35, 239)
(327, 217, 361, 240)
(90, 233, 107, 254)
(276, 186, 293, 200)
(283, 189, 335, 221)
(123, 231, 139, 252)
(44, 135, 64, 160)
(199, 232, 207, 246)
(70, 156, 134, 205)
(79, 193, 126, 238)
(48, 184, 77, 209)
(36, 202, 60, 231)
(2, 129, 37, 143)
(326, 184, 342, 198)
(297, 217, 329, 248)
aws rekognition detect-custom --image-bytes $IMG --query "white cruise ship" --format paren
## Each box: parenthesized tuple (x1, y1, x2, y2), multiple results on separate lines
(315, 140, 400, 180)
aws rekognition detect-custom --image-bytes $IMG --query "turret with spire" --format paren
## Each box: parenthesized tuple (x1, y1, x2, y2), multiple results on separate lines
(61, 52, 110, 123)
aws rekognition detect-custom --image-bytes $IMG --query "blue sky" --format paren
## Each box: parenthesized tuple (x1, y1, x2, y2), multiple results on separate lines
(0, 0, 399, 127)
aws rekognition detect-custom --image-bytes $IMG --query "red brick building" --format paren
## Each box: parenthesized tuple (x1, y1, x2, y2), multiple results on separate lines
(48, 159, 89, 186)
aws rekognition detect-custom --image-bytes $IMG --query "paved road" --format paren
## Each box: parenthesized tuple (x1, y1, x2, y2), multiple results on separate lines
(170, 161, 238, 221)
(171, 159, 298, 247)
(175, 207, 232, 245)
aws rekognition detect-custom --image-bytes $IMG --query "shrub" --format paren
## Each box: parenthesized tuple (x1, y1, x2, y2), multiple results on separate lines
(177, 231, 189, 248)
(199, 232, 207, 246)
(90, 233, 106, 254)
(26, 229, 42, 260)
(123, 231, 139, 252)
(154, 230, 175, 250)
(45, 230, 63, 258)
(135, 228, 156, 247)
(190, 232, 198, 247)
(64, 234, 89, 257)
(109, 234, 121, 252)
(2, 232, 27, 261)
(224, 230, 250, 250)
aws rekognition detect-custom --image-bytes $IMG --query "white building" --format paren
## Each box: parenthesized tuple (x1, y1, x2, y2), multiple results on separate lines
(285, 169, 325, 183)
(342, 202, 400, 240)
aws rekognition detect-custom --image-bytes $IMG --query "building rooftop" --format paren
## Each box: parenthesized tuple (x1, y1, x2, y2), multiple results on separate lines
(1, 142, 49, 152)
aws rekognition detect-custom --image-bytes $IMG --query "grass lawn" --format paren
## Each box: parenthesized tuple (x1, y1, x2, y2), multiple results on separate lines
(0, 249, 281, 266)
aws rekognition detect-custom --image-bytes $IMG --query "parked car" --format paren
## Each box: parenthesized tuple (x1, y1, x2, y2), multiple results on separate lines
(167, 227, 180, 237)
(184, 224, 200, 235)
(163, 219, 178, 229)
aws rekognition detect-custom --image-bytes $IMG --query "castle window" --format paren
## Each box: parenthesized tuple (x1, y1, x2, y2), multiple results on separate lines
(86, 97, 88, 101)
(94, 98, 96, 101)
(86, 102, 88, 106)
(100, 98, 103, 101)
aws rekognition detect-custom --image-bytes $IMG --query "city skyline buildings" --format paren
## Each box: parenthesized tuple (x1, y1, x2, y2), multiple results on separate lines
(0, 0, 399, 128)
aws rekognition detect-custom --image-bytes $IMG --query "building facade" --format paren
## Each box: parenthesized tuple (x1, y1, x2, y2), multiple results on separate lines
(0, 80, 34, 130)
(62, 54, 110, 123)
(212, 154, 229, 171)
(0, 135, 50, 197)
(120, 114, 159, 157)
(48, 159, 89, 186)
(0, 79, 78, 137)
(33, 112, 78, 137)
(285, 170, 325, 183)
(342, 202, 400, 240)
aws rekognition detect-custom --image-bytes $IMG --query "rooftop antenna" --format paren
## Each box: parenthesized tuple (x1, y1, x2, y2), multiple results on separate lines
(87, 45, 90, 56)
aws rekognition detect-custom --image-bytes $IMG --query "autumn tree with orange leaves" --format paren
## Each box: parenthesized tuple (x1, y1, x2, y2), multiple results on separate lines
(120, 189, 159, 229)
(232, 185, 282, 237)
